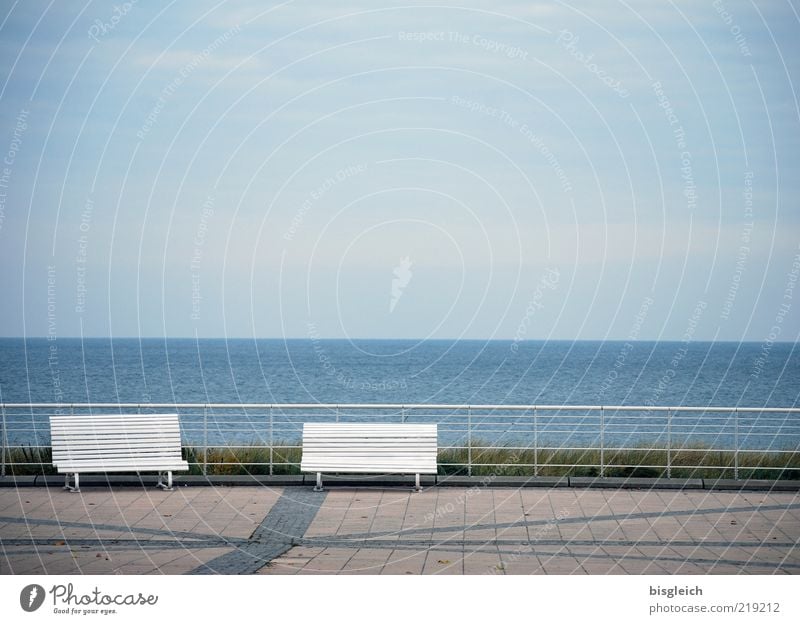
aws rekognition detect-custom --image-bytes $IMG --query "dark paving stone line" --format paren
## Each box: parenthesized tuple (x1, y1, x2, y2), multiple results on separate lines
(546, 548, 800, 570)
(299, 538, 800, 549)
(189, 489, 328, 575)
(188, 543, 293, 574)
(0, 515, 217, 541)
(321, 502, 800, 542)
(2, 545, 228, 556)
(1, 538, 246, 549)
(372, 543, 800, 570)
(5, 547, 796, 572)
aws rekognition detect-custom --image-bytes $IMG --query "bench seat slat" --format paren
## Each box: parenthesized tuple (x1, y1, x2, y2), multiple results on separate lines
(54, 452, 185, 461)
(55, 457, 188, 464)
(49, 424, 178, 429)
(53, 444, 183, 455)
(50, 428, 180, 435)
(50, 415, 180, 420)
(56, 462, 188, 468)
(51, 426, 181, 432)
(52, 443, 180, 451)
(52, 437, 182, 445)
(54, 458, 188, 466)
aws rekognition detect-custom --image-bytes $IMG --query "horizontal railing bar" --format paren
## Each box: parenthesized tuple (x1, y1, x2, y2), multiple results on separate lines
(7, 422, 795, 430)
(6, 444, 797, 453)
(5, 462, 792, 469)
(2, 403, 799, 413)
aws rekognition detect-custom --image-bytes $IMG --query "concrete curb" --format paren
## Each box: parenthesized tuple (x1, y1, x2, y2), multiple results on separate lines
(569, 477, 704, 489)
(437, 475, 569, 487)
(2, 474, 798, 491)
(701, 478, 800, 491)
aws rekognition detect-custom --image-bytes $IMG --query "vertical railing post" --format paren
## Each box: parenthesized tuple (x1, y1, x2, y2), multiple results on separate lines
(269, 406, 274, 476)
(401, 406, 405, 424)
(599, 407, 605, 478)
(1, 401, 6, 478)
(336, 405, 339, 423)
(667, 409, 672, 479)
(202, 405, 208, 476)
(734, 408, 739, 480)
(533, 407, 538, 477)
(467, 407, 472, 477)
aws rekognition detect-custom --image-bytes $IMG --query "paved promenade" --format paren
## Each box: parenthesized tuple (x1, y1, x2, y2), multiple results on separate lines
(1, 486, 798, 574)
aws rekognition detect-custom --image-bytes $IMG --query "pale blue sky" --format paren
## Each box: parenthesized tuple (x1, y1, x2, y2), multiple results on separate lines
(0, 0, 798, 341)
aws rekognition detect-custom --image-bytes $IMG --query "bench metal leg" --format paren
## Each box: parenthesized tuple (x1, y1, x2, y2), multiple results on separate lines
(157, 471, 174, 491)
(64, 473, 80, 493)
(415, 473, 421, 492)
(314, 472, 323, 492)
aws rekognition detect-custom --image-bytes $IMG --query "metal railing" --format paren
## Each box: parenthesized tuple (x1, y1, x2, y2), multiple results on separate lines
(1, 403, 798, 479)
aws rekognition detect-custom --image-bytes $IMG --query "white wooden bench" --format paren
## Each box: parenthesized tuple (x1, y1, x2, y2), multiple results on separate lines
(49, 413, 189, 493)
(300, 423, 438, 491)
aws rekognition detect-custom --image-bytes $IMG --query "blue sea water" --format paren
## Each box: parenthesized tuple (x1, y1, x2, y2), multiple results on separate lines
(0, 338, 797, 448)
(0, 338, 797, 405)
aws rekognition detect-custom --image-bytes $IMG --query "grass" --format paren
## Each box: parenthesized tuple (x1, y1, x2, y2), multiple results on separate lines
(3, 440, 798, 480)
(183, 444, 302, 475)
(438, 443, 800, 480)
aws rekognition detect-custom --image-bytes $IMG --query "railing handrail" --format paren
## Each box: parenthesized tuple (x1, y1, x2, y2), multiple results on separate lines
(1, 403, 799, 412)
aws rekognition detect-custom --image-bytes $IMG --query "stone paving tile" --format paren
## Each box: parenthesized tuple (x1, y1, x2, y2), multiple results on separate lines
(0, 487, 282, 574)
(334, 549, 392, 575)
(300, 547, 354, 573)
(3, 486, 799, 574)
(380, 549, 428, 574)
(537, 555, 587, 574)
(461, 551, 501, 574)
(419, 550, 462, 575)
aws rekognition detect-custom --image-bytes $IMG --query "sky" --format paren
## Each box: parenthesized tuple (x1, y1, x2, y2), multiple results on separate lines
(0, 0, 798, 342)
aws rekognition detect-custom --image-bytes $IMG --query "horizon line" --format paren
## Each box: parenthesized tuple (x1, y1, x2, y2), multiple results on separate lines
(1, 336, 797, 345)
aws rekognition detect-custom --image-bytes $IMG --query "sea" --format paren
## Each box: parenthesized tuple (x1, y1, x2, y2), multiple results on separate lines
(0, 338, 797, 449)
